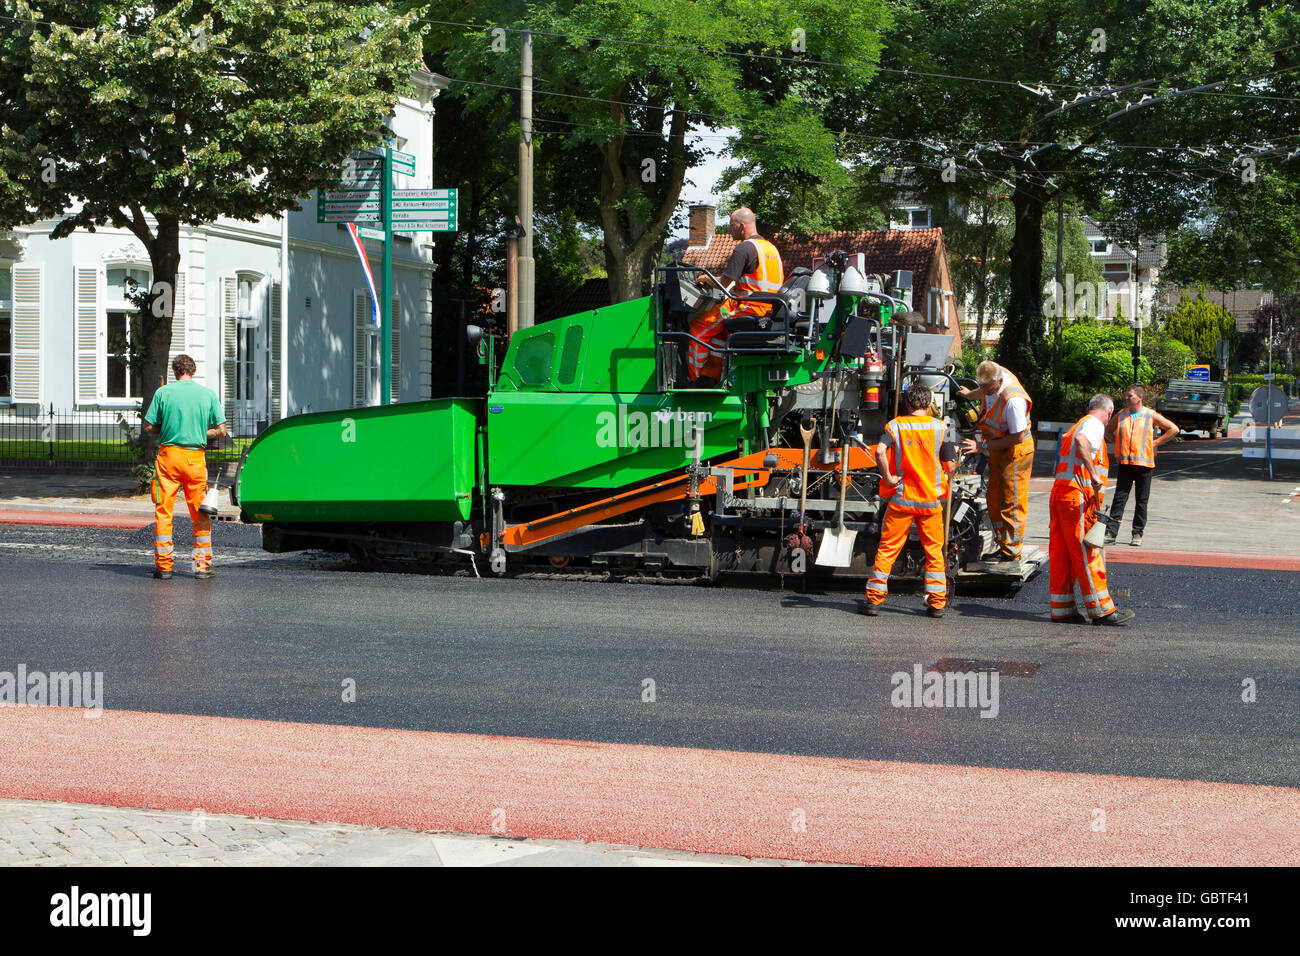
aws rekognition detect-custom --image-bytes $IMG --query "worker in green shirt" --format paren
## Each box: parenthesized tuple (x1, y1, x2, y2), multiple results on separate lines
(142, 355, 227, 579)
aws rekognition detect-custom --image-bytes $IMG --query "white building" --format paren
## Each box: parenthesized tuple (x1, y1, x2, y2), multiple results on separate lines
(0, 70, 448, 437)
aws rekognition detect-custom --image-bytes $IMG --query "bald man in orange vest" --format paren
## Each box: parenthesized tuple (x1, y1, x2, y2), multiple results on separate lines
(1048, 393, 1134, 626)
(688, 207, 783, 384)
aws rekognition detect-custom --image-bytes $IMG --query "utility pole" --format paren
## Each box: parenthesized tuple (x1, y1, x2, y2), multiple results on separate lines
(517, 29, 535, 331)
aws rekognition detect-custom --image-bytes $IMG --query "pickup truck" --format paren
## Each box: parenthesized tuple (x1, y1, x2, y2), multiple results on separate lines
(1155, 380, 1229, 438)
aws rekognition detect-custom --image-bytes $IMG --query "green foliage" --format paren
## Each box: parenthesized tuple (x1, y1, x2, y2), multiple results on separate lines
(424, 0, 891, 299)
(115, 413, 155, 492)
(1143, 334, 1195, 385)
(1232, 372, 1296, 391)
(1054, 322, 1149, 394)
(1161, 293, 1239, 373)
(0, 0, 426, 413)
(864, 0, 1292, 382)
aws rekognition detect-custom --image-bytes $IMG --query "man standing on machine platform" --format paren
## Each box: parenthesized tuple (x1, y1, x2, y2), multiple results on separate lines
(958, 361, 1033, 569)
(688, 207, 783, 384)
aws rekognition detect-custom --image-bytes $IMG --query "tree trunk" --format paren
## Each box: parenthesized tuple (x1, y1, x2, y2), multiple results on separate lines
(997, 174, 1046, 382)
(137, 214, 181, 458)
(606, 242, 657, 303)
(597, 99, 688, 304)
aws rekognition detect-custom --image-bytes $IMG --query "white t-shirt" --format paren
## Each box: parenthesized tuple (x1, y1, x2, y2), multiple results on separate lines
(1074, 415, 1106, 460)
(983, 385, 1029, 434)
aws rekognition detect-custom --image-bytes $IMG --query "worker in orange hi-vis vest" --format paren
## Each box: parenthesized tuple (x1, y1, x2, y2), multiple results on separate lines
(142, 354, 227, 580)
(957, 361, 1033, 568)
(1048, 393, 1134, 626)
(688, 206, 783, 385)
(861, 383, 959, 619)
(1102, 383, 1179, 547)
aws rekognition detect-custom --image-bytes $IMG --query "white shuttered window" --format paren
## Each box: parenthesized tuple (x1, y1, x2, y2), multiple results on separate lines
(11, 265, 42, 403)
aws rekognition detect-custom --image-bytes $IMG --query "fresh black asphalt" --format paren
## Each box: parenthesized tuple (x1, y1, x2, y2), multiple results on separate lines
(2, 517, 1296, 788)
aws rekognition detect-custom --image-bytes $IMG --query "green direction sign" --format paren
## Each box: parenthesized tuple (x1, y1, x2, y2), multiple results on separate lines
(320, 211, 381, 223)
(390, 188, 457, 229)
(391, 218, 457, 233)
(394, 188, 455, 200)
(360, 146, 415, 175)
(356, 225, 385, 241)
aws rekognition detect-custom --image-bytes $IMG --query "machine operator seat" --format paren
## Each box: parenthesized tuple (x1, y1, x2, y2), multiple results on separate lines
(723, 268, 813, 349)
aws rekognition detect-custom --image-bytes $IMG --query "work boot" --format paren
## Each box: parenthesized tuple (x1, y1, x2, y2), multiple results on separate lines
(1051, 612, 1086, 624)
(152, 569, 172, 580)
(1093, 608, 1135, 626)
(859, 602, 880, 616)
(194, 569, 215, 580)
(1130, 533, 1143, 547)
(926, 606, 945, 619)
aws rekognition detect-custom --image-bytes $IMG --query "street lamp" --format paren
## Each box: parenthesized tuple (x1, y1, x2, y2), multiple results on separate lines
(1125, 242, 1145, 381)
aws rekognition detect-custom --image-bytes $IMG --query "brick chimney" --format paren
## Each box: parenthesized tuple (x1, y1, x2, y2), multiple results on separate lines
(688, 204, 716, 247)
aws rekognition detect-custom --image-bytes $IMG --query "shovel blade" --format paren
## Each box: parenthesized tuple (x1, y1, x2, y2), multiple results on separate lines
(815, 527, 858, 567)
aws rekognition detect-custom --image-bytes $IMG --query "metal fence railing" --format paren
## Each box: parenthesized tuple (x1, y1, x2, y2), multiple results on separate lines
(0, 405, 263, 464)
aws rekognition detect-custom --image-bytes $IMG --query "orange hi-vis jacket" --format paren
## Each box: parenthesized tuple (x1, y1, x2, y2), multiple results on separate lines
(880, 414, 949, 513)
(1054, 415, 1109, 496)
(1114, 406, 1157, 467)
(978, 370, 1033, 443)
(729, 237, 784, 319)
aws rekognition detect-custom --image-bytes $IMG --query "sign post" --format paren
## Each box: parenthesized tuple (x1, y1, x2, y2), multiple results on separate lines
(317, 147, 456, 405)
(381, 146, 393, 405)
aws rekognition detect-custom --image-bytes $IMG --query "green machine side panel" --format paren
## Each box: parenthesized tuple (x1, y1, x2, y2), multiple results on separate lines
(494, 297, 657, 394)
(237, 399, 481, 523)
(486, 391, 746, 488)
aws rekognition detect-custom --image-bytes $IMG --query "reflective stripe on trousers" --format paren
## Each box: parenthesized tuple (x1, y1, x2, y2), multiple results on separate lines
(1048, 488, 1116, 620)
(153, 445, 213, 573)
(865, 506, 947, 609)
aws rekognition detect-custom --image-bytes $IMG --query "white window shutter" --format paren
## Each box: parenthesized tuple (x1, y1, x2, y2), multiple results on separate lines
(354, 290, 369, 407)
(167, 271, 187, 382)
(270, 281, 282, 421)
(390, 295, 401, 403)
(221, 276, 237, 421)
(11, 265, 42, 404)
(73, 264, 100, 404)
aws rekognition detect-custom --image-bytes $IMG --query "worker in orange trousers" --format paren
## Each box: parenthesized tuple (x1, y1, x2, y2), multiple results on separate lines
(143, 354, 227, 579)
(1048, 393, 1134, 625)
(959, 361, 1033, 567)
(862, 383, 959, 619)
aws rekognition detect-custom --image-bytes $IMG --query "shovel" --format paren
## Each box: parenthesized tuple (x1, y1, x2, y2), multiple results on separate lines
(785, 418, 816, 556)
(816, 439, 858, 567)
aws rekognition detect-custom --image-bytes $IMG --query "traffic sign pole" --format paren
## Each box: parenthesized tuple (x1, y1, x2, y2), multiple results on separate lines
(381, 145, 393, 405)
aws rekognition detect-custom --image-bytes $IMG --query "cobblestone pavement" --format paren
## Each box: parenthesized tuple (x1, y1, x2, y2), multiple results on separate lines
(0, 799, 809, 867)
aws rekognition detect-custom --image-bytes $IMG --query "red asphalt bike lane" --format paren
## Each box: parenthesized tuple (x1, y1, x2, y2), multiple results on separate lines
(0, 510, 152, 530)
(1, 707, 1297, 865)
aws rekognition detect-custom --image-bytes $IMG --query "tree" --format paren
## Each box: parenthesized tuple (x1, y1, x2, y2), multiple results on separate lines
(0, 0, 424, 419)
(1162, 293, 1239, 375)
(861, 0, 1294, 390)
(423, 0, 891, 302)
(1253, 293, 1300, 374)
